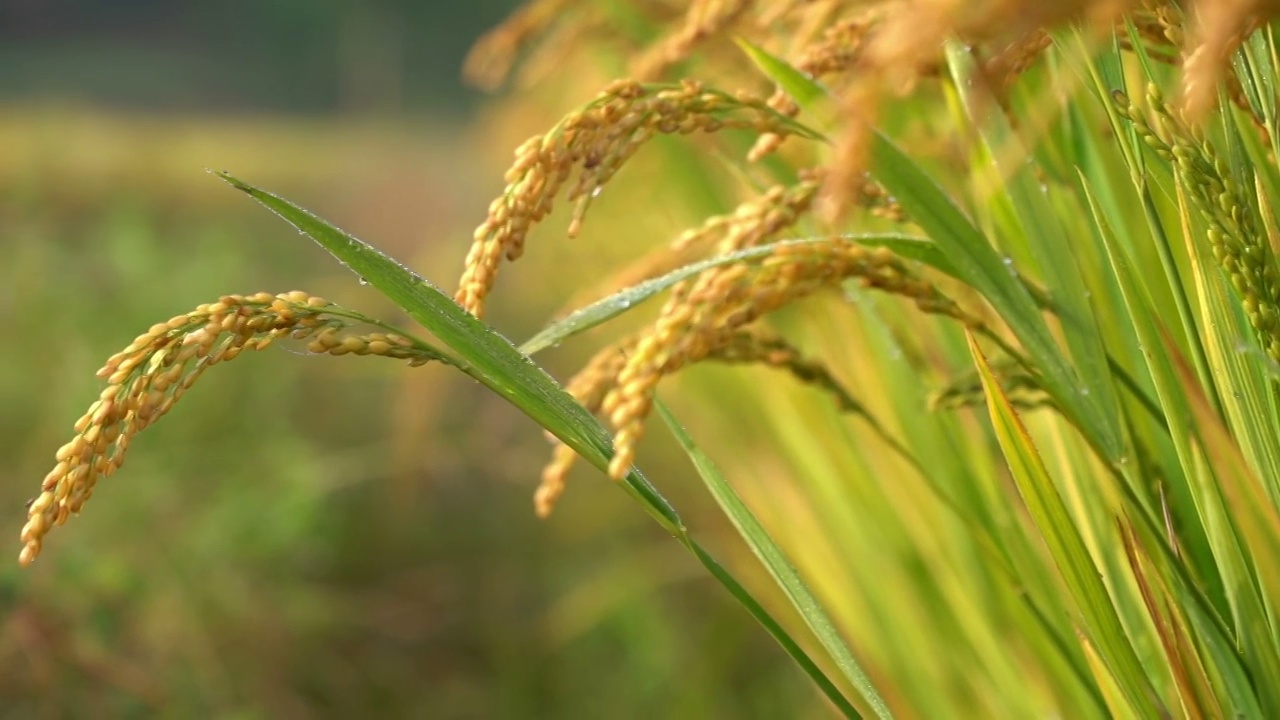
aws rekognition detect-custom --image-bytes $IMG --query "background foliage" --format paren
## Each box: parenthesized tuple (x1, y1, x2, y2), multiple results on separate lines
(0, 2, 821, 717)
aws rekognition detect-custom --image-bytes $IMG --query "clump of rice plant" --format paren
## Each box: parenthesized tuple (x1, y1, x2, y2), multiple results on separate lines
(27, 1, 1280, 717)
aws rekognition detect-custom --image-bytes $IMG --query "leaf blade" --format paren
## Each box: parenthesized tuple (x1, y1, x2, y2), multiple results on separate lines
(216, 170, 683, 530)
(520, 234, 937, 355)
(657, 401, 892, 720)
(968, 332, 1158, 719)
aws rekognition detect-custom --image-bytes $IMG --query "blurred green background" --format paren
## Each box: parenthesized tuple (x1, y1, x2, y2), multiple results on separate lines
(0, 2, 825, 717)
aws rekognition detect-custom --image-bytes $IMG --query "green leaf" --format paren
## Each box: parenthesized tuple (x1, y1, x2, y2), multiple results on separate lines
(1087, 178, 1264, 717)
(739, 32, 1116, 461)
(968, 332, 1160, 719)
(944, 41, 1123, 464)
(687, 543, 865, 720)
(656, 401, 891, 720)
(870, 131, 1122, 460)
(215, 170, 682, 533)
(735, 38, 828, 109)
(520, 234, 935, 356)
(219, 171, 870, 717)
(1166, 327, 1280, 717)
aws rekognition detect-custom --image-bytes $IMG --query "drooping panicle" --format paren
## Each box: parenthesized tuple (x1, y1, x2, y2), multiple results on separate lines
(20, 292, 448, 566)
(454, 80, 823, 318)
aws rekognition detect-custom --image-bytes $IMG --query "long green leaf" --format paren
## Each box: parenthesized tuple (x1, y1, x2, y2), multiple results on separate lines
(219, 171, 868, 715)
(217, 171, 683, 527)
(1087, 177, 1264, 716)
(737, 36, 1121, 462)
(520, 234, 935, 355)
(944, 41, 1122, 462)
(871, 132, 1121, 459)
(687, 543, 864, 719)
(1167, 326, 1280, 717)
(736, 37, 829, 109)
(968, 332, 1159, 719)
(656, 401, 891, 719)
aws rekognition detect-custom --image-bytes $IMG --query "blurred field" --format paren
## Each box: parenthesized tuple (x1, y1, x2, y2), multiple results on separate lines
(0, 105, 825, 718)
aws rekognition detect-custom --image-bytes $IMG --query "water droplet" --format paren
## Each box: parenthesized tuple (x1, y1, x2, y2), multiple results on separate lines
(1002, 256, 1014, 266)
(1080, 387, 1091, 396)
(590, 186, 603, 198)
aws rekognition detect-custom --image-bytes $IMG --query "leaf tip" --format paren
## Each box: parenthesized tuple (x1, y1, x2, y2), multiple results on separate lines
(211, 169, 251, 193)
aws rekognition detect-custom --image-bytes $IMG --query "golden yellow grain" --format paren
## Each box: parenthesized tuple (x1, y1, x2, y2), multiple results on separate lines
(1180, 0, 1277, 121)
(533, 339, 634, 517)
(20, 293, 447, 566)
(600, 239, 973, 479)
(631, 0, 755, 81)
(536, 443, 579, 518)
(455, 79, 822, 318)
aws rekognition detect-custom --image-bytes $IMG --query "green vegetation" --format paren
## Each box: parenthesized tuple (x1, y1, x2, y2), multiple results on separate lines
(17, 1, 1280, 717)
(2, 121, 810, 717)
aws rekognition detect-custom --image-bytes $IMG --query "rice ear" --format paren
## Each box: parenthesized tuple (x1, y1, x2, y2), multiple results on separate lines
(20, 292, 447, 566)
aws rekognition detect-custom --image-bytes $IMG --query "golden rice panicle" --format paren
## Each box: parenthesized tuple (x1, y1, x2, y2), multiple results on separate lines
(1179, 0, 1274, 120)
(454, 79, 822, 318)
(1129, 1, 1184, 53)
(541, 236, 974, 495)
(851, 173, 908, 223)
(1153, 1, 1185, 46)
(1127, 3, 1264, 136)
(603, 238, 984, 478)
(980, 29, 1054, 94)
(576, 171, 826, 306)
(688, 170, 825, 254)
(600, 240, 955, 479)
(631, 0, 753, 81)
(536, 443, 580, 518)
(535, 340, 634, 517)
(750, 10, 882, 161)
(814, 0, 1140, 220)
(20, 292, 444, 566)
(463, 0, 573, 91)
(756, 0, 837, 29)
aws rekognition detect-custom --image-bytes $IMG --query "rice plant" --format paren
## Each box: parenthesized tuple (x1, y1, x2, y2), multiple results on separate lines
(25, 1, 1280, 716)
